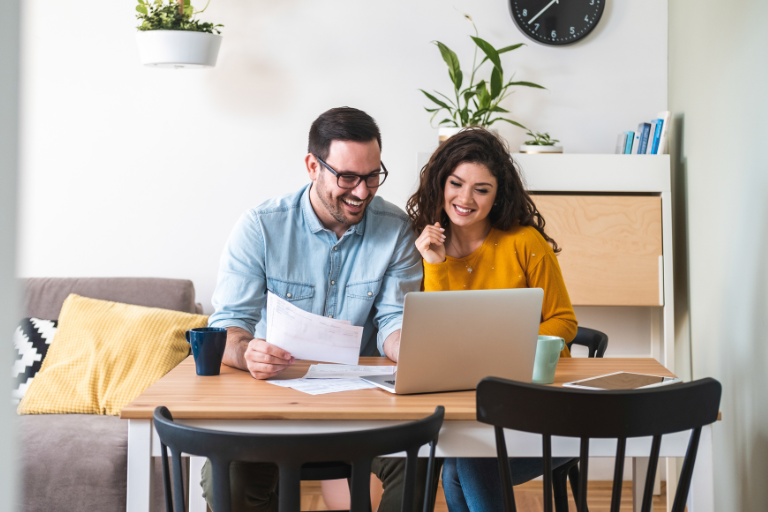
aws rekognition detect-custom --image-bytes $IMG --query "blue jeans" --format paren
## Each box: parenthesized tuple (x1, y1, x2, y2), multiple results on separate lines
(442, 457, 571, 512)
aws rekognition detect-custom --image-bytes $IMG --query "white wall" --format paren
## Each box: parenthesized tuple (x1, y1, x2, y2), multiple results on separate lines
(19, 0, 668, 312)
(669, 1, 768, 509)
(1, 0, 21, 507)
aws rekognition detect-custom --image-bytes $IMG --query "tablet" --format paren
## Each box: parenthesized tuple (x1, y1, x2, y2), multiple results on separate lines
(562, 372, 681, 390)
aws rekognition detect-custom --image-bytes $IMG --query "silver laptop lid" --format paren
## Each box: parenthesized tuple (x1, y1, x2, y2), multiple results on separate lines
(395, 288, 544, 394)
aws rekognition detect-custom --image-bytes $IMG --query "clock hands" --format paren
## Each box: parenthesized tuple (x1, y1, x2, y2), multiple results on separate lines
(528, 0, 559, 25)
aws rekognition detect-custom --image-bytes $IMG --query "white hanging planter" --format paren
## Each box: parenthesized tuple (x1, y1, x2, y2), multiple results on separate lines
(136, 30, 222, 68)
(518, 144, 563, 154)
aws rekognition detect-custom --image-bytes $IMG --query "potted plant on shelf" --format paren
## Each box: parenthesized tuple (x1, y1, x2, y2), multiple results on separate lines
(420, 14, 545, 143)
(135, 0, 223, 68)
(519, 131, 563, 154)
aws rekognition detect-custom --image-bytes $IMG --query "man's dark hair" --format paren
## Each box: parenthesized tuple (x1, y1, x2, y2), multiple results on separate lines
(308, 107, 382, 161)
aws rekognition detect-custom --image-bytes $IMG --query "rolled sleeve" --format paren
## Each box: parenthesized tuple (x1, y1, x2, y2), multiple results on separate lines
(374, 222, 423, 355)
(208, 211, 268, 336)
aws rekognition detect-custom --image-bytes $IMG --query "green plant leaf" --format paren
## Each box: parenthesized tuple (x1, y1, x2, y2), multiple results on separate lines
(490, 117, 527, 130)
(434, 90, 457, 107)
(438, 118, 456, 126)
(184, 0, 191, 5)
(490, 66, 502, 99)
(498, 43, 524, 54)
(434, 41, 462, 91)
(419, 89, 451, 110)
(508, 81, 546, 89)
(136, 4, 148, 14)
(490, 105, 509, 113)
(470, 36, 502, 74)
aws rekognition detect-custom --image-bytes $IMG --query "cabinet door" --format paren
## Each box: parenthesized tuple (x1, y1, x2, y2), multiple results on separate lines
(533, 195, 663, 306)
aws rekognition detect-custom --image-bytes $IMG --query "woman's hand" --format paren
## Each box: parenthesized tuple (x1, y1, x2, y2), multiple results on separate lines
(416, 222, 447, 264)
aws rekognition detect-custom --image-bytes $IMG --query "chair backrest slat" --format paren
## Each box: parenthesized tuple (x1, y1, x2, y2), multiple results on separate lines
(154, 405, 444, 512)
(422, 441, 438, 512)
(161, 443, 173, 512)
(476, 377, 721, 512)
(641, 435, 662, 512)
(542, 435, 553, 512)
(609, 438, 626, 512)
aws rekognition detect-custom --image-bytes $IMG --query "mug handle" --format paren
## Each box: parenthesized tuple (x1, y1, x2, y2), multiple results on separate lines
(185, 330, 191, 344)
(559, 338, 565, 352)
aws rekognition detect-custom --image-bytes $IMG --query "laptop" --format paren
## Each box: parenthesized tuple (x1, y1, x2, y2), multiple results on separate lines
(360, 288, 543, 394)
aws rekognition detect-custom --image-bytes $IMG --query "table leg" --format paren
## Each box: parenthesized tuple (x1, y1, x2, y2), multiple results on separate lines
(665, 458, 678, 512)
(189, 456, 208, 512)
(632, 457, 652, 512)
(687, 425, 714, 512)
(127, 419, 153, 512)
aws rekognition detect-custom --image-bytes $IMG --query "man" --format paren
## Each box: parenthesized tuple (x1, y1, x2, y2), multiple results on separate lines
(204, 107, 436, 511)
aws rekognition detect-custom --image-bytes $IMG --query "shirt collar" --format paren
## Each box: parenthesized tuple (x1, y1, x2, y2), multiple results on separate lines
(301, 184, 367, 237)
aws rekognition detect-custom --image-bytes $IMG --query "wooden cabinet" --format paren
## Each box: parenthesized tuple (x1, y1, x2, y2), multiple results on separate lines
(533, 195, 663, 306)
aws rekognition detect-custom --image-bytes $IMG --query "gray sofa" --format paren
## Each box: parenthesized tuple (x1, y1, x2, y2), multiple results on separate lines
(18, 277, 204, 512)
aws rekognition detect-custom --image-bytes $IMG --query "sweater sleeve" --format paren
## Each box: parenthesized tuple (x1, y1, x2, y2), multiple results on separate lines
(527, 251, 578, 357)
(423, 260, 452, 292)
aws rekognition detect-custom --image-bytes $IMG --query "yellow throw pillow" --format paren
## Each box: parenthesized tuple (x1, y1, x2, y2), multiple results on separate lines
(18, 294, 208, 416)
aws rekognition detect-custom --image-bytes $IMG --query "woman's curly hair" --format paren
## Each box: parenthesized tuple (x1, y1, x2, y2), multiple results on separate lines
(406, 127, 560, 252)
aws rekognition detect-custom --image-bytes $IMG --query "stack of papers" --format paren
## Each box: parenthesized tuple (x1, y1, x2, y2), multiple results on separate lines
(266, 292, 363, 365)
(267, 364, 397, 395)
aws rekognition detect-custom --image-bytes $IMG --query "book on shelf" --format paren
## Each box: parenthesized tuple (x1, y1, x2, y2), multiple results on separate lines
(624, 131, 634, 154)
(615, 132, 628, 154)
(615, 112, 671, 154)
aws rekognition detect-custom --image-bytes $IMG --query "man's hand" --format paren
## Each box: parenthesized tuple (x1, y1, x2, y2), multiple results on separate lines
(244, 338, 295, 379)
(383, 329, 401, 363)
(222, 327, 295, 380)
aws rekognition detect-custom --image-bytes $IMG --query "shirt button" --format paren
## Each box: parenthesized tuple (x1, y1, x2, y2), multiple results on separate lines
(367, 292, 373, 296)
(331, 281, 335, 285)
(286, 293, 292, 298)
(328, 315, 333, 318)
(333, 246, 338, 251)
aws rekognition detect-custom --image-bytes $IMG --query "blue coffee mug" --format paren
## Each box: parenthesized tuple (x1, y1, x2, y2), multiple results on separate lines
(185, 327, 227, 376)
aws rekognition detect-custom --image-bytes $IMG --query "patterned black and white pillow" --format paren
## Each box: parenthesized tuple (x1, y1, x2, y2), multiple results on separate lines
(12, 318, 58, 404)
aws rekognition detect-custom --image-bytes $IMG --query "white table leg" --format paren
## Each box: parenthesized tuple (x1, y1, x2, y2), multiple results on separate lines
(127, 419, 153, 512)
(665, 458, 678, 512)
(632, 457, 652, 512)
(189, 456, 208, 512)
(687, 425, 714, 512)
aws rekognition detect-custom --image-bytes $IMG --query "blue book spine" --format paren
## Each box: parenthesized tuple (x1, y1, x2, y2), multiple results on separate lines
(637, 123, 651, 154)
(650, 119, 663, 154)
(644, 121, 657, 154)
(624, 131, 634, 154)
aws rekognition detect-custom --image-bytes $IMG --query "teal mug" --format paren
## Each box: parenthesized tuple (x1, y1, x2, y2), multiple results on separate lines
(531, 335, 565, 384)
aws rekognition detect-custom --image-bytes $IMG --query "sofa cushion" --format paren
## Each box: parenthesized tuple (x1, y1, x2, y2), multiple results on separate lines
(18, 294, 208, 416)
(12, 318, 58, 403)
(23, 277, 200, 320)
(18, 414, 128, 512)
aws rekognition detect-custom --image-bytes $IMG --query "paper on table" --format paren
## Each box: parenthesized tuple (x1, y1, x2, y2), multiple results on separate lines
(304, 364, 397, 379)
(266, 292, 363, 365)
(266, 378, 377, 395)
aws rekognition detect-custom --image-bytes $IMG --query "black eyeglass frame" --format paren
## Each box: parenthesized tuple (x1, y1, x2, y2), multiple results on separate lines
(314, 155, 389, 189)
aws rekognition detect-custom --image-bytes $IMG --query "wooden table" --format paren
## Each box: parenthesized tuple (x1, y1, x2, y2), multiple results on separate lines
(121, 357, 714, 512)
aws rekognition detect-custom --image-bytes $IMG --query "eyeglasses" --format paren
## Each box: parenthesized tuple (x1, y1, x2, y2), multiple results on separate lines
(314, 155, 389, 189)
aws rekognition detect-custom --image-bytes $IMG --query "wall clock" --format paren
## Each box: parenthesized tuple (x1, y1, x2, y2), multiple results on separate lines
(509, 0, 605, 46)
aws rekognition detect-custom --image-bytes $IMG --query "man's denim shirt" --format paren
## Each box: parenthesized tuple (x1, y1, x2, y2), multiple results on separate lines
(208, 184, 423, 356)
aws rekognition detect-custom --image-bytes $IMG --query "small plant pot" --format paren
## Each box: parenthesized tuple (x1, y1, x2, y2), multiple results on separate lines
(438, 126, 463, 144)
(136, 30, 222, 68)
(519, 144, 563, 154)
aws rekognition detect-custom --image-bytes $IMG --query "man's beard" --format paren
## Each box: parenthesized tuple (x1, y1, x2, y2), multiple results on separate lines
(316, 179, 370, 227)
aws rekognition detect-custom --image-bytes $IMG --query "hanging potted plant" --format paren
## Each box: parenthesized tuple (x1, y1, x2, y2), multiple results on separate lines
(420, 14, 545, 143)
(135, 0, 223, 68)
(519, 131, 563, 153)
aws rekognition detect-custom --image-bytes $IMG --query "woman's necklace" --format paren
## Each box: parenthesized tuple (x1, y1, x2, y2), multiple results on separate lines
(449, 236, 482, 274)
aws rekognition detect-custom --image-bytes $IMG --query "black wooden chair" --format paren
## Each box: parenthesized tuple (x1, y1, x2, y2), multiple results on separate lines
(567, 327, 609, 358)
(153, 405, 444, 512)
(476, 377, 721, 512)
(555, 327, 609, 510)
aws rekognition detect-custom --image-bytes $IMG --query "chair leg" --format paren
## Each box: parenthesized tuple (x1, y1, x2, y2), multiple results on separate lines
(568, 464, 589, 512)
(552, 463, 570, 512)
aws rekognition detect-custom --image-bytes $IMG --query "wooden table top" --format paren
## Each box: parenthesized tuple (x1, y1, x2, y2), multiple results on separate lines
(120, 357, 676, 421)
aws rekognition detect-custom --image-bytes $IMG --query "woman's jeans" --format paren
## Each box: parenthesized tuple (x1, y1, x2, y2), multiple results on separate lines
(442, 457, 571, 512)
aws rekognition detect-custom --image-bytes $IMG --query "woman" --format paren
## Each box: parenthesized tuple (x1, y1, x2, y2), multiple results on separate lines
(406, 127, 577, 512)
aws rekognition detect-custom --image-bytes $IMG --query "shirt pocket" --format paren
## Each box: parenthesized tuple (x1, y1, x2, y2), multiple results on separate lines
(346, 278, 382, 300)
(267, 278, 314, 308)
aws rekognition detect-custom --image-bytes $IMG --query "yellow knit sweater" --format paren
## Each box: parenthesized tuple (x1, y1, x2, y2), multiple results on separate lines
(423, 225, 578, 357)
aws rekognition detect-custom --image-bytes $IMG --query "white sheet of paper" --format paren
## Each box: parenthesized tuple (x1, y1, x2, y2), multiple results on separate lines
(303, 364, 397, 379)
(266, 378, 377, 395)
(266, 292, 363, 365)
